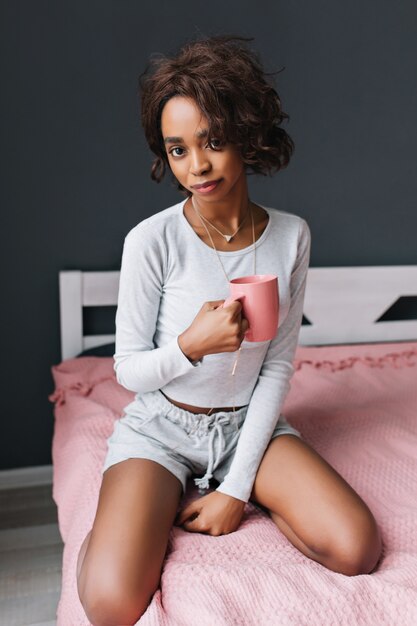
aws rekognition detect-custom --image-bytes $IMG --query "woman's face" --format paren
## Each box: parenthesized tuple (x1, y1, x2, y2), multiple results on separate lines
(160, 96, 246, 200)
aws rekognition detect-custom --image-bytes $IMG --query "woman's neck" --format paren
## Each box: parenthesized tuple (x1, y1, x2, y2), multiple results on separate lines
(190, 194, 250, 232)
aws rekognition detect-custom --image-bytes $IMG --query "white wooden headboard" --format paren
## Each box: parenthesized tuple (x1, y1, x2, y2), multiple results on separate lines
(58, 266, 417, 361)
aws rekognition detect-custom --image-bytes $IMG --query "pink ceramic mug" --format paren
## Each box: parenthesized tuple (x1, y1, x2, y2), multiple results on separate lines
(220, 274, 279, 342)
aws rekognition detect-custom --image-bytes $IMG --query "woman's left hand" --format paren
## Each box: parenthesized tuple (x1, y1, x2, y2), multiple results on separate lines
(174, 491, 246, 536)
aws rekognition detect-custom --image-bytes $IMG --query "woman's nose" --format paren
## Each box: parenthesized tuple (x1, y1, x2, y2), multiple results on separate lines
(190, 151, 211, 176)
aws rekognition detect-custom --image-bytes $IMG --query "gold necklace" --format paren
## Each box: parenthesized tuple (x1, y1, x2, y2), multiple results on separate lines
(196, 205, 250, 242)
(190, 195, 257, 420)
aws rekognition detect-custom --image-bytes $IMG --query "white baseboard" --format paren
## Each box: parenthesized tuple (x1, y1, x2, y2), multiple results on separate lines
(0, 464, 53, 490)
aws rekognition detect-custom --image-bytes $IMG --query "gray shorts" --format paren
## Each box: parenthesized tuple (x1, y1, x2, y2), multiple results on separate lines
(102, 389, 302, 497)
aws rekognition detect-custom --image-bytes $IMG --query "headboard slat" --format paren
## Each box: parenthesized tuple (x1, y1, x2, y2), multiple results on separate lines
(58, 266, 417, 360)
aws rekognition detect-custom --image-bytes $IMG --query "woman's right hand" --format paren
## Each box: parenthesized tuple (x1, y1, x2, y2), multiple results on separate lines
(180, 300, 249, 361)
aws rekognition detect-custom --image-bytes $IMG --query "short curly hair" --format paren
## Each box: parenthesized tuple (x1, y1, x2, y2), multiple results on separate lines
(138, 34, 294, 195)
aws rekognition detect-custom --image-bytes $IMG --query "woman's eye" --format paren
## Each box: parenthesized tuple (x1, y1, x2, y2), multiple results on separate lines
(168, 139, 223, 158)
(209, 139, 222, 149)
(169, 147, 185, 157)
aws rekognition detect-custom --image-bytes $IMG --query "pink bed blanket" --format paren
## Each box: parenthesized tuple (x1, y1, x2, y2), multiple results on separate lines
(48, 341, 417, 625)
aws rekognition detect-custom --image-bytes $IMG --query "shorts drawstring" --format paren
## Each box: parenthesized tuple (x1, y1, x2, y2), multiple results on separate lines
(194, 414, 231, 493)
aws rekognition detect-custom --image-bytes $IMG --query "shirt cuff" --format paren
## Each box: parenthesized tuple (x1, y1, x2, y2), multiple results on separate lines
(215, 482, 250, 504)
(175, 335, 203, 368)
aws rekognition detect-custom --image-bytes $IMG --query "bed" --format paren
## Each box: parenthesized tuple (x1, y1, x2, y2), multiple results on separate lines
(48, 265, 417, 626)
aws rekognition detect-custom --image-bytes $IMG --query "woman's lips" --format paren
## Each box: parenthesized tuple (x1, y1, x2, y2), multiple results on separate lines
(192, 179, 222, 194)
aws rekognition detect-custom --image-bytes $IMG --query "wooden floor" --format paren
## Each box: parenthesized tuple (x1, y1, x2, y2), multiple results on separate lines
(0, 466, 63, 626)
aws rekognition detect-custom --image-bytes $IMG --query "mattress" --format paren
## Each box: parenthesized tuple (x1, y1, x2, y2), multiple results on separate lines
(48, 340, 417, 625)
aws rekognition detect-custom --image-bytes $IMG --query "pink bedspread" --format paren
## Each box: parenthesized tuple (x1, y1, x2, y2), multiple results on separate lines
(48, 341, 417, 625)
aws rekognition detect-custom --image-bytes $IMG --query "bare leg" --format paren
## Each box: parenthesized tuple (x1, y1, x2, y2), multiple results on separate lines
(77, 458, 183, 626)
(76, 529, 92, 581)
(250, 435, 382, 576)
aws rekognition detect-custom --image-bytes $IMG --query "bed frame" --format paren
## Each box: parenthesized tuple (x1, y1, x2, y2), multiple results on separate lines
(58, 266, 417, 361)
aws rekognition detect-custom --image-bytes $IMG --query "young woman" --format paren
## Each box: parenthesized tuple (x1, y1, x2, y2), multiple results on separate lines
(76, 34, 382, 626)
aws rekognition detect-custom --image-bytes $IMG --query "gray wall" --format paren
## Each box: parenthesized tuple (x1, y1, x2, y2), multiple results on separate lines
(1, 1, 416, 470)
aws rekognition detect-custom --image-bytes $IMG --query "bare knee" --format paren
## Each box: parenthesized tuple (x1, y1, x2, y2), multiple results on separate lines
(79, 577, 152, 626)
(77, 534, 153, 625)
(80, 594, 148, 626)
(324, 513, 383, 576)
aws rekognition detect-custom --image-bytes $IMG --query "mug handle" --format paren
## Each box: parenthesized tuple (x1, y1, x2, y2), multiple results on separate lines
(221, 293, 245, 308)
(220, 293, 250, 335)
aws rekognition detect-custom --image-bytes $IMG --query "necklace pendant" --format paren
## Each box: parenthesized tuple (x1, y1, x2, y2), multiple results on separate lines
(225, 235, 233, 242)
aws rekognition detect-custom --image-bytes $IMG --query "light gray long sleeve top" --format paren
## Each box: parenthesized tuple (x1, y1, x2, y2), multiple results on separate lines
(113, 196, 311, 502)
